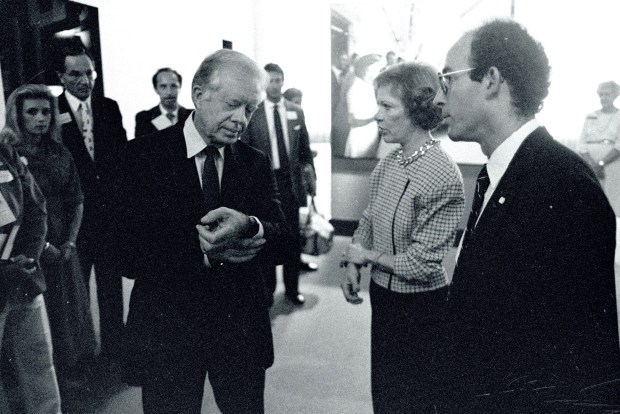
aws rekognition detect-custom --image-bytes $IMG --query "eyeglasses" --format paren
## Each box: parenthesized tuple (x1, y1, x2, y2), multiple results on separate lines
(437, 68, 474, 95)
(64, 70, 97, 82)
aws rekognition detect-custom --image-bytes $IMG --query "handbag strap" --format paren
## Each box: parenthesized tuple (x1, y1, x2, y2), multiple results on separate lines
(304, 196, 315, 227)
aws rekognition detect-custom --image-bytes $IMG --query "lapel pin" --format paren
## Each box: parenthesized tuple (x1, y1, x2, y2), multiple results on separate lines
(498, 196, 506, 204)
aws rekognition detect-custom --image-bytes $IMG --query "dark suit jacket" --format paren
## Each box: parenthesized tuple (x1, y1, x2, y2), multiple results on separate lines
(134, 105, 192, 138)
(241, 100, 314, 206)
(0, 144, 47, 307)
(443, 127, 620, 409)
(117, 123, 293, 385)
(57, 92, 127, 243)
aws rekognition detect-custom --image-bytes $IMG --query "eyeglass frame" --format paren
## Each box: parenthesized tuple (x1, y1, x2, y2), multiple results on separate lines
(437, 68, 475, 95)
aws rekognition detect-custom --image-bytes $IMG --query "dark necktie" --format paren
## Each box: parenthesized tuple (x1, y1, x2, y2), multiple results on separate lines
(202, 146, 222, 212)
(460, 164, 490, 251)
(166, 112, 175, 125)
(273, 104, 290, 171)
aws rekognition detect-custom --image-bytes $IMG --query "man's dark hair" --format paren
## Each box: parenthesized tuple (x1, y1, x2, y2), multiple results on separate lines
(283, 88, 302, 102)
(469, 19, 551, 116)
(152, 68, 182, 88)
(264, 63, 284, 78)
(54, 37, 95, 73)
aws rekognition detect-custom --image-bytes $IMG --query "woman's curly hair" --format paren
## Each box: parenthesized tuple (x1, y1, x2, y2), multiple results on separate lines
(374, 62, 442, 131)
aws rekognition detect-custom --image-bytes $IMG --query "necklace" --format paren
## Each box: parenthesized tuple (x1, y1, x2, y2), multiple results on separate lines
(396, 138, 437, 166)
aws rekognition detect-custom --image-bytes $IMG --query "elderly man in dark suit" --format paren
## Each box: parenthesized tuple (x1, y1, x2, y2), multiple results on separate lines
(54, 42, 127, 361)
(241, 63, 316, 306)
(134, 67, 192, 138)
(117, 49, 293, 414)
(433, 19, 620, 412)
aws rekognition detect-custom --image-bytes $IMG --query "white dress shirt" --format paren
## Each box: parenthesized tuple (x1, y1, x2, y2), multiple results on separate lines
(264, 98, 290, 170)
(182, 114, 264, 241)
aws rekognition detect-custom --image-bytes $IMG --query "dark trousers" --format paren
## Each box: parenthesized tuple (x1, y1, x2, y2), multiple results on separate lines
(266, 171, 300, 297)
(141, 356, 266, 414)
(370, 281, 448, 414)
(78, 230, 124, 358)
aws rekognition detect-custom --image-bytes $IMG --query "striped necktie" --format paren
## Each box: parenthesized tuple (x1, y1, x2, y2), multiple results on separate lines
(460, 164, 490, 251)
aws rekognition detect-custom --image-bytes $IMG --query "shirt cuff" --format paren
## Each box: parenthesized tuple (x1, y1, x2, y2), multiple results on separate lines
(251, 216, 264, 238)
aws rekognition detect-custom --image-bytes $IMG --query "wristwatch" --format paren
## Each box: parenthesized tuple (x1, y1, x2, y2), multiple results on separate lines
(598, 160, 605, 167)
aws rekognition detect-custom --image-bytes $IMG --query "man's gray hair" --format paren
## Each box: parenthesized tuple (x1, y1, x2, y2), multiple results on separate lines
(192, 49, 265, 91)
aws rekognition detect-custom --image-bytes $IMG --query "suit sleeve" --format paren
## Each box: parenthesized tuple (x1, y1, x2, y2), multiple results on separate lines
(135, 112, 147, 139)
(297, 109, 314, 170)
(108, 99, 128, 145)
(250, 150, 295, 265)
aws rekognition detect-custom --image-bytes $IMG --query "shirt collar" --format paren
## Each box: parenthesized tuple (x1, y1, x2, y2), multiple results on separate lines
(486, 118, 540, 188)
(183, 112, 224, 159)
(265, 98, 283, 111)
(159, 104, 178, 116)
(64, 90, 92, 113)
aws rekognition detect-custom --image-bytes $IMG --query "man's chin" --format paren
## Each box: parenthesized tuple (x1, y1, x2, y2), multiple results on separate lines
(210, 134, 238, 146)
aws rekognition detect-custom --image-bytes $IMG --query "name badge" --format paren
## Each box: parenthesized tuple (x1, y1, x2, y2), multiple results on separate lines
(58, 112, 72, 125)
(0, 191, 17, 227)
(286, 111, 298, 120)
(0, 170, 13, 183)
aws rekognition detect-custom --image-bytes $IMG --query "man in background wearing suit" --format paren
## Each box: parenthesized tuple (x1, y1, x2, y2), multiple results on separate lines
(118, 49, 292, 413)
(433, 19, 620, 412)
(241, 63, 316, 306)
(55, 43, 128, 362)
(134, 67, 191, 138)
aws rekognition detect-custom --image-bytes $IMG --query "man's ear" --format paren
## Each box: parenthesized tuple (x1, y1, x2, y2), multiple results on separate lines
(192, 84, 212, 107)
(192, 85, 203, 107)
(56, 71, 64, 83)
(484, 66, 503, 98)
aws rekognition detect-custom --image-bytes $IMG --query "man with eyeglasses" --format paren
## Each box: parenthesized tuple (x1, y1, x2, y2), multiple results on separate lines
(54, 39, 128, 370)
(433, 19, 619, 412)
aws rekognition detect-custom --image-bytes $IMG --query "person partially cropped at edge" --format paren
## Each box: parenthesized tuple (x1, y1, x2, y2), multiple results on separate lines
(433, 18, 619, 412)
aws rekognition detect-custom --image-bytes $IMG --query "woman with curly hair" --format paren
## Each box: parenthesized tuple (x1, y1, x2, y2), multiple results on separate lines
(340, 62, 465, 413)
(0, 84, 95, 391)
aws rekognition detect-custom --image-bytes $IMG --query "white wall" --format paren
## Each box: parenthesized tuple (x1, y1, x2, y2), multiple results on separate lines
(74, 0, 332, 215)
(515, 0, 620, 148)
(78, 0, 257, 139)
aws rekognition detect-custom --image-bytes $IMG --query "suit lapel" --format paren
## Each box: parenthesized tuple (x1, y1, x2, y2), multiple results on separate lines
(164, 127, 206, 221)
(221, 144, 243, 208)
(150, 106, 162, 122)
(473, 128, 547, 239)
(256, 103, 271, 152)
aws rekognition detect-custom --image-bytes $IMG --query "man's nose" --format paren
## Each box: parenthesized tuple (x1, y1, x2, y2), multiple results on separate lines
(230, 107, 247, 126)
(374, 107, 382, 122)
(433, 90, 446, 106)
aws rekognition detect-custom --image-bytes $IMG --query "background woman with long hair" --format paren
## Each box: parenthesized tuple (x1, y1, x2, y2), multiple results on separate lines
(0, 84, 95, 391)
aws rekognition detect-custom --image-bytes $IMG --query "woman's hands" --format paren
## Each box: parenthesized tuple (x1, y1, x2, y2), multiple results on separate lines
(341, 263, 363, 304)
(341, 243, 371, 267)
(340, 243, 372, 304)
